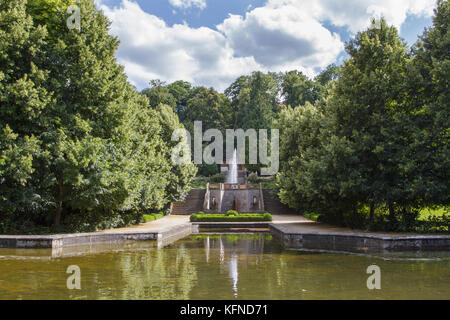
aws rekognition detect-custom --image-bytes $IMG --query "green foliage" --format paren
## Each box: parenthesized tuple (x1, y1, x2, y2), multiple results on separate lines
(226, 210, 239, 216)
(0, 0, 196, 233)
(143, 212, 165, 223)
(190, 212, 273, 222)
(282, 70, 319, 108)
(226, 72, 278, 131)
(276, 15, 449, 233)
(247, 173, 259, 184)
(190, 177, 209, 189)
(1, 0, 447, 235)
(141, 80, 177, 110)
(210, 173, 226, 183)
(180, 86, 232, 133)
(197, 164, 219, 177)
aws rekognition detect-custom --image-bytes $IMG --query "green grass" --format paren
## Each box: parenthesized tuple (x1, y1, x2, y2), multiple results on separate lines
(143, 212, 165, 222)
(190, 212, 273, 222)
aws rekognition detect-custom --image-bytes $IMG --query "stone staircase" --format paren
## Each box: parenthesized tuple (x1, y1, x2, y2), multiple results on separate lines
(171, 189, 206, 215)
(262, 189, 298, 215)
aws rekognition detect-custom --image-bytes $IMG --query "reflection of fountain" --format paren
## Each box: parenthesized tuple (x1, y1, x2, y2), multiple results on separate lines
(219, 237, 224, 264)
(205, 236, 210, 263)
(229, 254, 239, 298)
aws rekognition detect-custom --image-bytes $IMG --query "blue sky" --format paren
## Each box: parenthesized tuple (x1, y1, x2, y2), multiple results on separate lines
(96, 0, 435, 91)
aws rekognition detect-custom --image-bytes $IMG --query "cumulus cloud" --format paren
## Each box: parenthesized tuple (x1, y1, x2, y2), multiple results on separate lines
(99, 1, 260, 91)
(97, 0, 435, 91)
(217, 5, 344, 72)
(268, 0, 435, 32)
(168, 0, 207, 10)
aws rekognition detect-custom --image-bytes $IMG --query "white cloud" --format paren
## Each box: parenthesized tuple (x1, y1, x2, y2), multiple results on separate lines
(99, 1, 260, 91)
(268, 0, 435, 32)
(97, 0, 436, 91)
(217, 5, 344, 73)
(168, 0, 207, 10)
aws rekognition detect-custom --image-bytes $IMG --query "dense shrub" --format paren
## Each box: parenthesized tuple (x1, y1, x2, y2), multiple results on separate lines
(190, 212, 273, 222)
(197, 164, 219, 177)
(247, 173, 259, 184)
(210, 173, 227, 183)
(143, 212, 165, 222)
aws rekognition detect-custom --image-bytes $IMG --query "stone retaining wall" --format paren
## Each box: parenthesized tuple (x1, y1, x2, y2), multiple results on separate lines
(270, 224, 450, 253)
(0, 223, 194, 249)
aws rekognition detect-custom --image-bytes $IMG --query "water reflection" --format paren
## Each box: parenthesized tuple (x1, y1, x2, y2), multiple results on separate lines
(229, 254, 238, 297)
(0, 234, 448, 300)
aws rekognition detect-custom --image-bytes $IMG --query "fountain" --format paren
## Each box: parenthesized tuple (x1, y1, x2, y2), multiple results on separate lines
(226, 149, 238, 184)
(204, 148, 264, 213)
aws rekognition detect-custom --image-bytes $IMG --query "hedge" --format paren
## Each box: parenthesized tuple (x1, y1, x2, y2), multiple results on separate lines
(190, 212, 272, 222)
(143, 212, 165, 222)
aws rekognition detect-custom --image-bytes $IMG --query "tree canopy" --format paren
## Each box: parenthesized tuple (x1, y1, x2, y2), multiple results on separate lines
(0, 0, 196, 232)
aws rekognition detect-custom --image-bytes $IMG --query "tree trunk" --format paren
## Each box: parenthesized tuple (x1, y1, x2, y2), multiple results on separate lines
(388, 202, 395, 221)
(369, 203, 375, 222)
(54, 180, 63, 226)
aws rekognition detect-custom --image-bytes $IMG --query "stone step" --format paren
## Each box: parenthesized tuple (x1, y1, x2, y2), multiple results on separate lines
(262, 190, 298, 215)
(171, 189, 206, 215)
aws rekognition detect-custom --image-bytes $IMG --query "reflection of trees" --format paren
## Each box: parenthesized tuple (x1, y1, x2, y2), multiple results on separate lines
(117, 244, 198, 299)
(2, 236, 447, 300)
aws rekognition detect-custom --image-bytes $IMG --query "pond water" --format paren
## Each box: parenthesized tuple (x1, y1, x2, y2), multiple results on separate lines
(0, 234, 449, 300)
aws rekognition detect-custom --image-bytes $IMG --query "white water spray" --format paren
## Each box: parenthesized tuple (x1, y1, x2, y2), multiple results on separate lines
(226, 149, 238, 184)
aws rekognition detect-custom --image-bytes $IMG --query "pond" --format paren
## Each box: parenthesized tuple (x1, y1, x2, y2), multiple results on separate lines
(0, 234, 449, 300)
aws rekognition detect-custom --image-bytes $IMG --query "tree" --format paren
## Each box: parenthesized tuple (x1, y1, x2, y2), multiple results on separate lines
(0, 0, 196, 231)
(241, 72, 278, 130)
(0, 0, 50, 217)
(141, 79, 177, 110)
(281, 71, 318, 108)
(167, 80, 192, 117)
(407, 0, 449, 207)
(181, 86, 232, 133)
(225, 75, 250, 129)
(154, 104, 197, 202)
(326, 18, 412, 222)
(277, 18, 415, 228)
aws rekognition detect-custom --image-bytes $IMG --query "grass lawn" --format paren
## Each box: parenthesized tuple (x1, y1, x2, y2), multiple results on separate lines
(302, 207, 448, 224)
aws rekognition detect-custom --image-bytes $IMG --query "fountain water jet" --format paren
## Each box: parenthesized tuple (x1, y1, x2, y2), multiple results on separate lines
(205, 149, 263, 213)
(226, 149, 238, 184)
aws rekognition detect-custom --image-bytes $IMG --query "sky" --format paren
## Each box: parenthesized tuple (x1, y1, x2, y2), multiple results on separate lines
(94, 0, 436, 92)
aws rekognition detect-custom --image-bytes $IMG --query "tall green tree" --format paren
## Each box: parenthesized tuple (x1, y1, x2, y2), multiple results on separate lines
(277, 19, 415, 228)
(0, 0, 50, 216)
(407, 0, 449, 207)
(141, 79, 177, 110)
(281, 70, 318, 108)
(181, 86, 232, 133)
(327, 18, 412, 221)
(1, 0, 196, 230)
